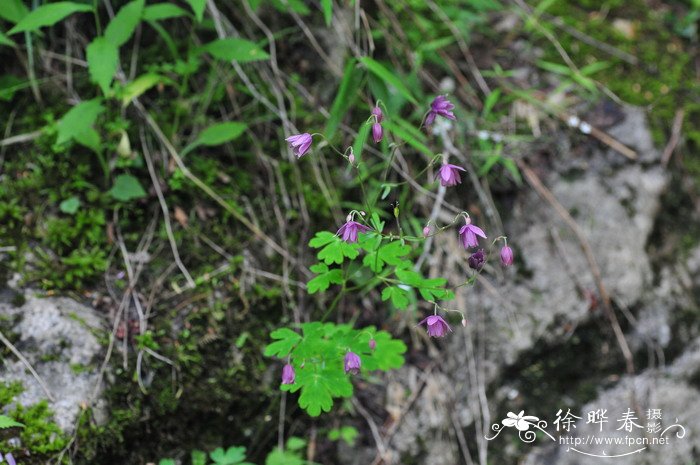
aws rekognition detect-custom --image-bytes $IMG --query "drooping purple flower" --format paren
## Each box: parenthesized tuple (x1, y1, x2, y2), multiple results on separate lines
(437, 163, 466, 187)
(281, 363, 295, 385)
(372, 105, 383, 123)
(285, 133, 313, 158)
(418, 315, 452, 338)
(344, 351, 361, 374)
(337, 220, 371, 243)
(459, 219, 487, 249)
(500, 246, 514, 266)
(468, 249, 486, 270)
(425, 95, 456, 125)
(372, 122, 383, 143)
(4, 453, 16, 465)
(369, 338, 377, 351)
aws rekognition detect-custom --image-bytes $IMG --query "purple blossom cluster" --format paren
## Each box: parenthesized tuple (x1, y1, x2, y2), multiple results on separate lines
(281, 94, 516, 384)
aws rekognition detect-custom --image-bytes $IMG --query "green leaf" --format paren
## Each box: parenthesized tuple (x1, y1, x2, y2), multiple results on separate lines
(158, 460, 175, 465)
(121, 73, 164, 106)
(362, 331, 406, 371)
(325, 59, 362, 139)
(86, 37, 119, 94)
(293, 366, 353, 416)
(210, 446, 247, 465)
(264, 328, 302, 358)
(8, 2, 93, 35)
(0, 31, 16, 47)
(190, 122, 248, 148)
(383, 119, 432, 156)
(109, 174, 147, 202)
(56, 99, 105, 145)
(307, 263, 343, 294)
(352, 120, 371, 163)
(105, 0, 144, 47)
(381, 286, 410, 309)
(74, 127, 102, 153)
(185, 0, 206, 22)
(286, 437, 306, 451)
(200, 38, 270, 63)
(309, 231, 360, 265)
(328, 426, 359, 446)
(0, 0, 29, 23)
(142, 3, 188, 21)
(59, 196, 81, 214)
(266, 449, 304, 465)
(191, 450, 207, 465)
(358, 57, 417, 105)
(321, 0, 333, 26)
(362, 240, 411, 273)
(0, 415, 23, 429)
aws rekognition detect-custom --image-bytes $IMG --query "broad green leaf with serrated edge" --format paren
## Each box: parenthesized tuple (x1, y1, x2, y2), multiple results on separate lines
(358, 57, 417, 105)
(109, 174, 146, 202)
(325, 59, 362, 139)
(321, 0, 333, 26)
(209, 446, 247, 465)
(309, 231, 359, 265)
(105, 0, 144, 46)
(121, 73, 164, 106)
(0, 0, 29, 23)
(362, 240, 411, 273)
(57, 99, 104, 145)
(307, 263, 343, 294)
(142, 3, 188, 21)
(9, 2, 93, 35)
(381, 286, 410, 309)
(201, 38, 269, 63)
(264, 328, 302, 357)
(361, 331, 406, 371)
(286, 366, 353, 417)
(0, 415, 23, 429)
(87, 37, 118, 94)
(185, 0, 206, 22)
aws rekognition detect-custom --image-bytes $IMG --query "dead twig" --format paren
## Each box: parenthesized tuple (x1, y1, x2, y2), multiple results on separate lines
(661, 109, 685, 167)
(0, 330, 55, 401)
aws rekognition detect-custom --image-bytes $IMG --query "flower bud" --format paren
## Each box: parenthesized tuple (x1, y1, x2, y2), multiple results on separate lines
(423, 225, 431, 237)
(369, 338, 376, 350)
(281, 364, 295, 384)
(468, 249, 486, 271)
(372, 122, 383, 143)
(461, 318, 467, 327)
(500, 246, 514, 267)
(349, 152, 355, 164)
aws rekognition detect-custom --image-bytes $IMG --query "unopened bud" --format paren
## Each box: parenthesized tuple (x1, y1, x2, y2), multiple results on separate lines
(461, 318, 467, 327)
(369, 338, 376, 350)
(423, 226, 431, 237)
(349, 152, 355, 164)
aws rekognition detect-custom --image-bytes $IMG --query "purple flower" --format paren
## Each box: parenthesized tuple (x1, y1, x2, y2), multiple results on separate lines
(369, 338, 376, 350)
(285, 133, 313, 158)
(468, 249, 486, 270)
(372, 122, 383, 143)
(418, 315, 452, 338)
(344, 351, 361, 374)
(437, 163, 466, 187)
(459, 219, 487, 249)
(281, 363, 295, 385)
(372, 105, 383, 123)
(3, 453, 16, 465)
(423, 225, 431, 237)
(500, 246, 514, 266)
(337, 220, 371, 243)
(425, 95, 456, 125)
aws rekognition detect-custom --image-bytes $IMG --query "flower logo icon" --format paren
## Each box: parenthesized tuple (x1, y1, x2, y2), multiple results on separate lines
(502, 411, 540, 431)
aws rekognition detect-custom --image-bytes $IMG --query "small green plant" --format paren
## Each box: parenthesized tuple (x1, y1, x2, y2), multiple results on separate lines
(159, 437, 312, 465)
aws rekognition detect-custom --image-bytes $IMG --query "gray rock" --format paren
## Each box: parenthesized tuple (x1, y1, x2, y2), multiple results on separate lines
(0, 290, 107, 433)
(363, 105, 678, 464)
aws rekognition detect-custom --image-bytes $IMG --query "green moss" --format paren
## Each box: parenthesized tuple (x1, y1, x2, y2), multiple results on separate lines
(0, 382, 70, 464)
